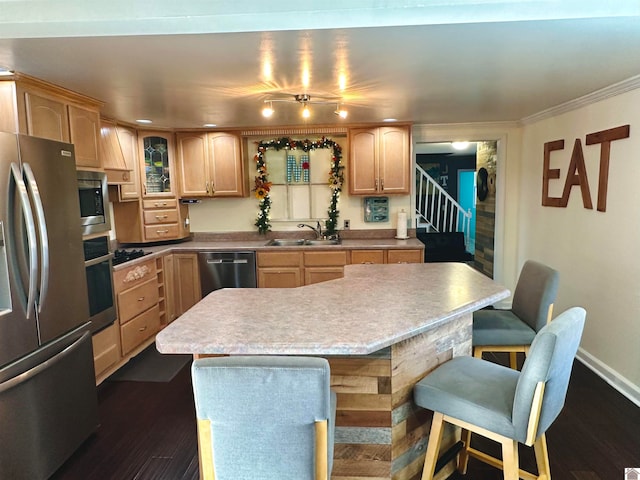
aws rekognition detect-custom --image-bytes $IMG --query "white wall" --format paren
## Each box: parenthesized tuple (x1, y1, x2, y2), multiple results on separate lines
(518, 88, 640, 401)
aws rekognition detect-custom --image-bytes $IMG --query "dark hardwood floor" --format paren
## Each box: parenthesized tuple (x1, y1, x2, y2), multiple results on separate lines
(52, 356, 640, 480)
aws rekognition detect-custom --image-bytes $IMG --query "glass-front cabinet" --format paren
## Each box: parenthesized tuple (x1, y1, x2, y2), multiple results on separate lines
(138, 131, 176, 197)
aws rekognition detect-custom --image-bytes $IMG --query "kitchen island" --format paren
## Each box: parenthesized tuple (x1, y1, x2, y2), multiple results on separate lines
(156, 262, 509, 480)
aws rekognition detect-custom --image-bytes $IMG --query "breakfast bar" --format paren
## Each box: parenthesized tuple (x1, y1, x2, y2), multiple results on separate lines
(156, 262, 509, 480)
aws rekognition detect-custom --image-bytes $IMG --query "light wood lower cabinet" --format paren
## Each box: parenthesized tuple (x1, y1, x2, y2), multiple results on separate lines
(351, 248, 423, 265)
(169, 253, 202, 318)
(91, 322, 121, 379)
(114, 258, 161, 356)
(351, 249, 385, 265)
(304, 250, 348, 285)
(258, 248, 427, 288)
(257, 251, 303, 288)
(387, 249, 423, 264)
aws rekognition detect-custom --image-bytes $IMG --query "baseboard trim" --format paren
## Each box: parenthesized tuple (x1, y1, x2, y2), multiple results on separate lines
(576, 348, 640, 407)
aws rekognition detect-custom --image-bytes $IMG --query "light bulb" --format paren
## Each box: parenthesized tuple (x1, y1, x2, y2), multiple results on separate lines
(302, 104, 311, 118)
(335, 108, 348, 119)
(262, 102, 274, 118)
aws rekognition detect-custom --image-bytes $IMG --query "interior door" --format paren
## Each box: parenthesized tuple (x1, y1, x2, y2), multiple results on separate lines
(458, 169, 476, 253)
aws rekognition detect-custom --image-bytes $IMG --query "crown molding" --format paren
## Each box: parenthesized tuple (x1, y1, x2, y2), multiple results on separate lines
(522, 74, 640, 125)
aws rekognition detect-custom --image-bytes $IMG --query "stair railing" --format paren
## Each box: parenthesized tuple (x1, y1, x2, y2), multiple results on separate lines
(415, 164, 472, 246)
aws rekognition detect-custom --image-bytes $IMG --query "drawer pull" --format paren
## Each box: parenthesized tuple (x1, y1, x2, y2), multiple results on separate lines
(138, 326, 147, 332)
(137, 296, 145, 302)
(154, 202, 168, 207)
(155, 215, 168, 220)
(156, 229, 169, 234)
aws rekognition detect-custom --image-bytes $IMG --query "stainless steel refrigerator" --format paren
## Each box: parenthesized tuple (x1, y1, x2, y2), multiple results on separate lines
(0, 132, 98, 479)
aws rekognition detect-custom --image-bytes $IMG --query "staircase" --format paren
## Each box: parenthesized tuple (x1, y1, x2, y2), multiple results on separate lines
(415, 164, 472, 248)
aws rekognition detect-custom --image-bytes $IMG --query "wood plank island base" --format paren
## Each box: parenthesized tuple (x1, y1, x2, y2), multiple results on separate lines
(156, 263, 509, 480)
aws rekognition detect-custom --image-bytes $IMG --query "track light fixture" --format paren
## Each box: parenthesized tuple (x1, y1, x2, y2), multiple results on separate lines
(261, 94, 348, 120)
(334, 104, 348, 119)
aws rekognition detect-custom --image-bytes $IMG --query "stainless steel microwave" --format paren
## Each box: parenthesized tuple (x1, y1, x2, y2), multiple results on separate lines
(77, 170, 111, 236)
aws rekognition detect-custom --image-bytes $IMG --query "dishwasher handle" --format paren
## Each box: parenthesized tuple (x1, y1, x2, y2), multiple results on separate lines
(206, 258, 249, 264)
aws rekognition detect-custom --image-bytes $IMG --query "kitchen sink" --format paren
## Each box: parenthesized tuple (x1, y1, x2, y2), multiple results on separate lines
(303, 239, 341, 246)
(264, 239, 306, 246)
(264, 238, 341, 247)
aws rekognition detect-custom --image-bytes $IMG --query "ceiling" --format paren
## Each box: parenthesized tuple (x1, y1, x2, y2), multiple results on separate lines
(1, 1, 639, 130)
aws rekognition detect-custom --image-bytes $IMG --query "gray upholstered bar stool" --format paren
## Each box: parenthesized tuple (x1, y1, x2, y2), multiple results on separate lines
(191, 355, 336, 480)
(473, 260, 560, 369)
(414, 307, 585, 480)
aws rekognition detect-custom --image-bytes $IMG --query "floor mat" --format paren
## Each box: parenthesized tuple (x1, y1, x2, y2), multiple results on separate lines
(108, 345, 192, 382)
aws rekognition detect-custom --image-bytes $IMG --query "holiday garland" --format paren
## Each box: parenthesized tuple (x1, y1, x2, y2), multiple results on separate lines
(253, 136, 344, 235)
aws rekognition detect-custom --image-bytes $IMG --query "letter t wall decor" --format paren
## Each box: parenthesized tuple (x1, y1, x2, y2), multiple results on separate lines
(542, 125, 630, 212)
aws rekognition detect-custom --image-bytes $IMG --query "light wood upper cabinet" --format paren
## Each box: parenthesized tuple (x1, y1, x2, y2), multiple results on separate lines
(176, 132, 209, 197)
(176, 131, 245, 198)
(100, 118, 135, 188)
(115, 125, 140, 200)
(349, 125, 410, 195)
(138, 131, 177, 197)
(0, 74, 104, 168)
(209, 132, 245, 196)
(24, 91, 70, 142)
(69, 105, 101, 168)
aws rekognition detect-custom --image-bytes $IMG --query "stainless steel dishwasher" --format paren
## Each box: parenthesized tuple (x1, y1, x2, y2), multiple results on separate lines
(198, 251, 257, 296)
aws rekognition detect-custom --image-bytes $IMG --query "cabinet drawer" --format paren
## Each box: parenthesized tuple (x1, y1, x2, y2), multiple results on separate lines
(351, 250, 385, 264)
(304, 266, 344, 285)
(144, 223, 180, 241)
(143, 198, 177, 209)
(143, 208, 178, 225)
(113, 258, 157, 293)
(303, 250, 348, 267)
(257, 251, 303, 267)
(118, 278, 159, 324)
(91, 322, 121, 377)
(387, 249, 423, 264)
(120, 304, 160, 355)
(257, 267, 302, 288)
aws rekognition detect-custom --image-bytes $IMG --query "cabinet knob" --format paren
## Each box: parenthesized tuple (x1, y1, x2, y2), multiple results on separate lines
(380, 178, 384, 190)
(205, 181, 210, 194)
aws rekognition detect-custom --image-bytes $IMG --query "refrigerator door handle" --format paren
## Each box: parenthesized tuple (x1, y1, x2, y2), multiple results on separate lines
(9, 163, 38, 320)
(0, 330, 91, 394)
(22, 163, 49, 312)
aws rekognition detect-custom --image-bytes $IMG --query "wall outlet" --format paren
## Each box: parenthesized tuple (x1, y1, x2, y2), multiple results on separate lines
(343, 219, 350, 230)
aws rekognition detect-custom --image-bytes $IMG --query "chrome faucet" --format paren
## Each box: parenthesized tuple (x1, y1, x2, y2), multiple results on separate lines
(297, 221, 323, 239)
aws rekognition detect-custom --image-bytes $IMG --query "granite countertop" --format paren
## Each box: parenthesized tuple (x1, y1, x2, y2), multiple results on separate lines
(113, 237, 426, 271)
(155, 262, 509, 356)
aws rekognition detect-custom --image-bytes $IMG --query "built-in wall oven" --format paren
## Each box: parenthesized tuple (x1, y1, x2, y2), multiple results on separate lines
(77, 170, 111, 236)
(83, 235, 116, 333)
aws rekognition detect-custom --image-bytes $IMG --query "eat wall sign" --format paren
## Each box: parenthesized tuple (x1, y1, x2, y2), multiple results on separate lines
(542, 125, 630, 212)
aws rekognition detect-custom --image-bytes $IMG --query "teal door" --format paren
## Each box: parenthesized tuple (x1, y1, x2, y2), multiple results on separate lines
(458, 170, 476, 254)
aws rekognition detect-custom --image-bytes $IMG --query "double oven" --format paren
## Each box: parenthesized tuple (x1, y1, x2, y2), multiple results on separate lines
(77, 170, 116, 333)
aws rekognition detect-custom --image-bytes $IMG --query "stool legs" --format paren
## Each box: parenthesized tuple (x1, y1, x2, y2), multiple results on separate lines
(458, 428, 471, 474)
(534, 433, 551, 479)
(501, 438, 519, 480)
(421, 412, 445, 480)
